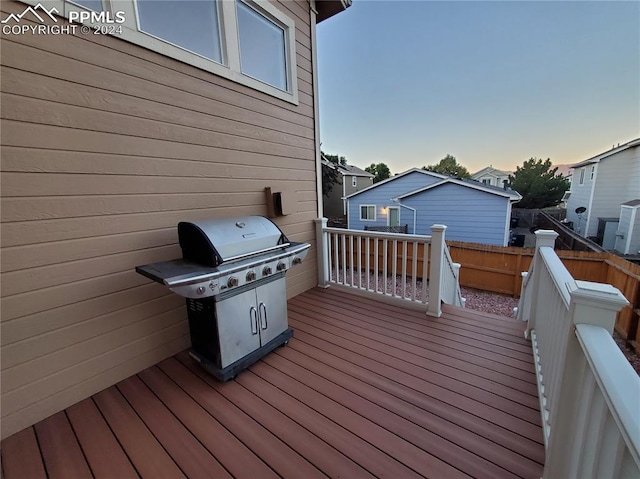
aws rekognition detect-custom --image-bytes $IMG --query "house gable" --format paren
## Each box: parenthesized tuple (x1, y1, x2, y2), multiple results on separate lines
(400, 182, 512, 245)
(346, 170, 444, 231)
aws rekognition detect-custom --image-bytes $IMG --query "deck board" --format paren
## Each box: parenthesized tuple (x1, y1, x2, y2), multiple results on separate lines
(66, 398, 139, 479)
(1, 287, 545, 479)
(34, 411, 93, 479)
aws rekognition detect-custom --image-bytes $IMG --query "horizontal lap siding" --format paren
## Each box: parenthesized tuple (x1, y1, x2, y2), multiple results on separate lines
(403, 183, 509, 245)
(0, 0, 318, 438)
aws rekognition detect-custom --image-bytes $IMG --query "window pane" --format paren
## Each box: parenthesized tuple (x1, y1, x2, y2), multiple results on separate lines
(136, 0, 221, 63)
(237, 1, 287, 90)
(69, 0, 103, 11)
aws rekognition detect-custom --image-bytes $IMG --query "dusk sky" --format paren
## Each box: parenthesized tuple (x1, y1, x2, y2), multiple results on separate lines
(316, 0, 640, 175)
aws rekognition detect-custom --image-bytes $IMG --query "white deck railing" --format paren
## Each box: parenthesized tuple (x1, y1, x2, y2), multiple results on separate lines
(517, 230, 639, 479)
(314, 219, 463, 317)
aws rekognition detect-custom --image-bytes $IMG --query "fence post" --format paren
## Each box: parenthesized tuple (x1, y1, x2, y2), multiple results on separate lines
(427, 224, 446, 317)
(543, 282, 629, 479)
(525, 230, 559, 338)
(314, 218, 329, 288)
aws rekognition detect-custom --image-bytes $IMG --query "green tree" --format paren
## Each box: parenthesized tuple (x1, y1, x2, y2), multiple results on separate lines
(321, 151, 346, 196)
(509, 158, 570, 209)
(422, 154, 471, 178)
(365, 162, 391, 183)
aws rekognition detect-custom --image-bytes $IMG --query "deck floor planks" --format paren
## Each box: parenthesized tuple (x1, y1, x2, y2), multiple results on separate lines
(288, 310, 542, 430)
(288, 326, 545, 464)
(174, 355, 379, 479)
(291, 293, 536, 371)
(248, 355, 467, 478)
(292, 292, 535, 363)
(301, 289, 534, 355)
(137, 365, 273, 479)
(290, 302, 539, 402)
(1, 287, 545, 479)
(212, 359, 421, 479)
(66, 398, 139, 479)
(0, 427, 47, 479)
(289, 297, 536, 376)
(261, 349, 521, 479)
(93, 386, 186, 479)
(117, 375, 231, 479)
(33, 411, 92, 479)
(279, 336, 544, 476)
(154, 359, 285, 479)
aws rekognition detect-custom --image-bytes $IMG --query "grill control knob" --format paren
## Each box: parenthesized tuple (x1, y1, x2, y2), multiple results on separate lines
(276, 262, 286, 271)
(262, 266, 272, 276)
(196, 286, 206, 295)
(227, 276, 238, 288)
(246, 271, 256, 282)
(292, 256, 302, 265)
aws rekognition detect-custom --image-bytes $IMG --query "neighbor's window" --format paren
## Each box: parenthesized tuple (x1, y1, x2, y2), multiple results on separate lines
(136, 0, 222, 63)
(360, 205, 376, 221)
(237, 0, 287, 91)
(590, 165, 595, 180)
(579, 168, 585, 185)
(352, 176, 357, 187)
(482, 179, 491, 185)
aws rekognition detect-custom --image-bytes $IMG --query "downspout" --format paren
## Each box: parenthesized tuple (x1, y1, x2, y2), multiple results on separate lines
(310, 0, 323, 219)
(392, 198, 416, 234)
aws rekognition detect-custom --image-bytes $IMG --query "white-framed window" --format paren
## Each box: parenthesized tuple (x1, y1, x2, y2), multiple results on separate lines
(482, 179, 491, 185)
(360, 205, 376, 221)
(352, 176, 357, 187)
(579, 168, 585, 185)
(590, 165, 595, 180)
(31, 0, 298, 104)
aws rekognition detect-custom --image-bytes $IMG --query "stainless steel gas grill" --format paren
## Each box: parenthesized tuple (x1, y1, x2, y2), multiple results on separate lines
(135, 216, 310, 381)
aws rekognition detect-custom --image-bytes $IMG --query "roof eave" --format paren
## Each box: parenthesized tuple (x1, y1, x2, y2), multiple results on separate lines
(316, 0, 352, 23)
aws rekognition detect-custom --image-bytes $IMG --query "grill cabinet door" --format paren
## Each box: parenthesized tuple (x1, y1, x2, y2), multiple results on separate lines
(216, 288, 261, 368)
(256, 278, 288, 346)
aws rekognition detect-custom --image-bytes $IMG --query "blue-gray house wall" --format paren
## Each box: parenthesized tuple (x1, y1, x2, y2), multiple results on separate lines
(347, 171, 512, 245)
(402, 183, 510, 245)
(347, 171, 441, 233)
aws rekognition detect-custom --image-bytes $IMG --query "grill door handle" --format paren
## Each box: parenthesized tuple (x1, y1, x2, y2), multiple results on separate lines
(259, 302, 268, 330)
(250, 306, 258, 335)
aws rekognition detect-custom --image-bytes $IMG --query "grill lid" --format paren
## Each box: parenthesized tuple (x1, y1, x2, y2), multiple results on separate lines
(178, 216, 287, 267)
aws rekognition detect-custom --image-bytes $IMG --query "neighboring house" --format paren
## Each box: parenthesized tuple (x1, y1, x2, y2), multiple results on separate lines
(614, 199, 640, 255)
(471, 166, 512, 188)
(346, 169, 521, 245)
(565, 138, 640, 247)
(0, 0, 350, 439)
(322, 159, 374, 217)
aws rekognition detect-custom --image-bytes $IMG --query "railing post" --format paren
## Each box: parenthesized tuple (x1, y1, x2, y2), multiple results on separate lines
(525, 230, 559, 338)
(427, 224, 446, 317)
(314, 218, 329, 288)
(543, 282, 629, 479)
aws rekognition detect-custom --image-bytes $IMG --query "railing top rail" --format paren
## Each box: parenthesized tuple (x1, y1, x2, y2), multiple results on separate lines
(538, 246, 576, 309)
(323, 227, 432, 243)
(576, 324, 640, 465)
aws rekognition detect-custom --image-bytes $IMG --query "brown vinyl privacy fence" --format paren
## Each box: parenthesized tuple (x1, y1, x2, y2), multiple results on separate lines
(446, 241, 640, 352)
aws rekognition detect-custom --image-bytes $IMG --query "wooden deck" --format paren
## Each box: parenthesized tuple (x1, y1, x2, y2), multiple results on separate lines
(1, 287, 545, 479)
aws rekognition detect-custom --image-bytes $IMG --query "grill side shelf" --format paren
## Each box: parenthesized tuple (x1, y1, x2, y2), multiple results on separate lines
(135, 259, 217, 285)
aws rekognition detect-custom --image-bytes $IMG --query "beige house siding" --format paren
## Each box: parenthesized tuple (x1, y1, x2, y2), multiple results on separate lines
(1, 0, 319, 439)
